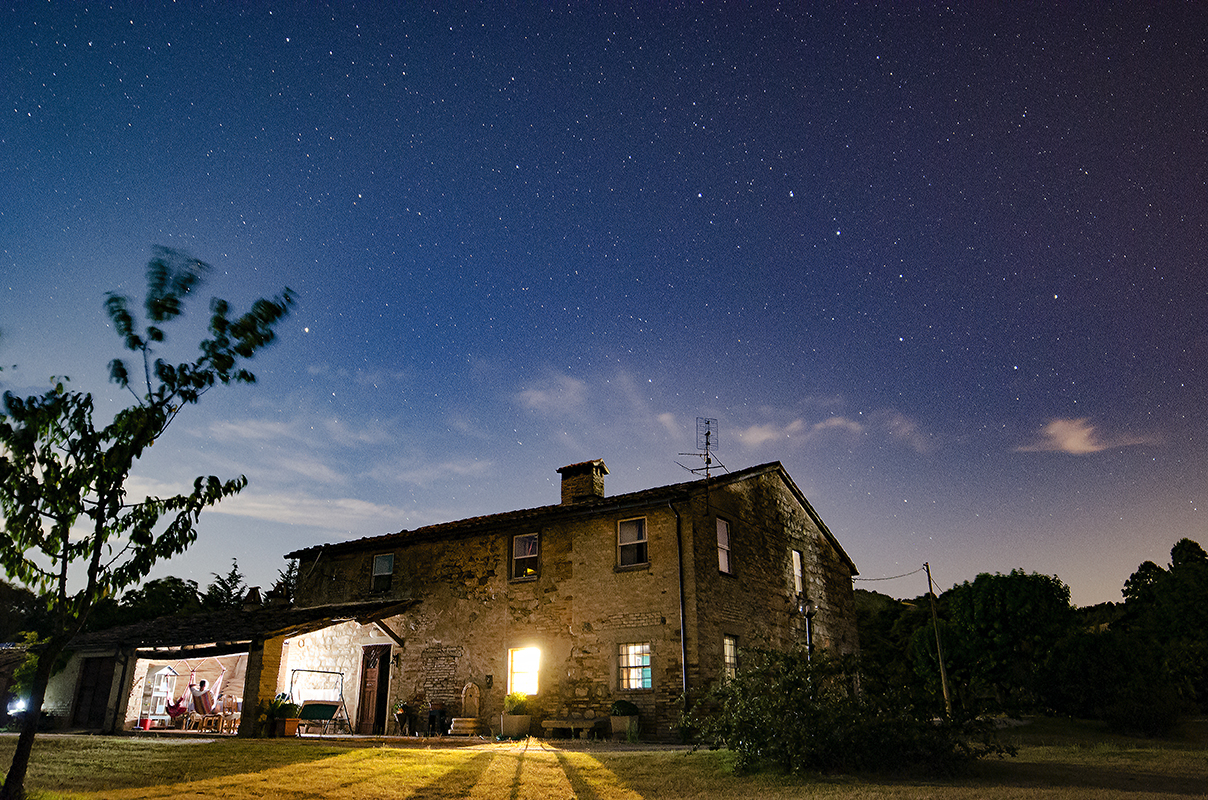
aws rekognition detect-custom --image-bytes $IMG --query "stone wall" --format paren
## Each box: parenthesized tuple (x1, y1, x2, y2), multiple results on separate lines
(291, 465, 858, 741)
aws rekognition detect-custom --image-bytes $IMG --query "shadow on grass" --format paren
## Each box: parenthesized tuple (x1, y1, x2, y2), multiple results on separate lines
(968, 754, 1207, 796)
(0, 736, 360, 794)
(394, 749, 496, 799)
(553, 750, 602, 800)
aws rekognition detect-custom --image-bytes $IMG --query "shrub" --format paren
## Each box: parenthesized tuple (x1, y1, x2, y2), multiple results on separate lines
(684, 649, 1013, 776)
(503, 692, 529, 715)
(265, 693, 300, 719)
(610, 699, 640, 716)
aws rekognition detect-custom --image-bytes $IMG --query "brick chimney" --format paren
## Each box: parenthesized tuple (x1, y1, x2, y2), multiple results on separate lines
(557, 459, 609, 505)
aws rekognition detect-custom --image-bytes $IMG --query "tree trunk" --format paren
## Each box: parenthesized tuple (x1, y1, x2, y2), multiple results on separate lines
(1, 638, 64, 800)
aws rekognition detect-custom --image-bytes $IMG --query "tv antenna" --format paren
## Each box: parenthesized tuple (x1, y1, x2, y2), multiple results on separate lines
(677, 417, 727, 478)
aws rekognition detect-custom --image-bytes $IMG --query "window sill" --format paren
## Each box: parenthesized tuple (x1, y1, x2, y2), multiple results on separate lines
(509, 575, 539, 583)
(614, 563, 650, 573)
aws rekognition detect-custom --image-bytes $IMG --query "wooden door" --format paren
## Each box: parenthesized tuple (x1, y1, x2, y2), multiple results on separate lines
(72, 656, 116, 729)
(355, 645, 391, 735)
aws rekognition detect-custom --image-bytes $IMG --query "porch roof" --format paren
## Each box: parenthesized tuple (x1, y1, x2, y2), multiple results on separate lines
(67, 598, 418, 658)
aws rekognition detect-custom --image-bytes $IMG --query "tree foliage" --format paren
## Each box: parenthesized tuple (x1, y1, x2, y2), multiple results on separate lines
(933, 570, 1075, 713)
(685, 648, 1013, 777)
(0, 247, 292, 800)
(268, 559, 298, 604)
(201, 559, 247, 610)
(1104, 537, 1208, 732)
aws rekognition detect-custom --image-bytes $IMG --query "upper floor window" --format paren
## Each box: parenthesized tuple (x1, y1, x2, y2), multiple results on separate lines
(723, 635, 739, 680)
(717, 518, 732, 574)
(619, 642, 652, 690)
(792, 549, 803, 594)
(512, 533, 539, 579)
(372, 553, 394, 593)
(618, 518, 648, 566)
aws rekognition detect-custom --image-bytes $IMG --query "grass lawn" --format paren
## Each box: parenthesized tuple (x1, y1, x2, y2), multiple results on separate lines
(1, 717, 1204, 800)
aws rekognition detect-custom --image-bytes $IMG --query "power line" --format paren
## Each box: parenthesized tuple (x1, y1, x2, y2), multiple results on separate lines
(853, 565, 926, 583)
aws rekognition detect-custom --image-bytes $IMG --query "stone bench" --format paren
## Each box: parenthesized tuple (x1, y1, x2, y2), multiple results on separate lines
(540, 718, 606, 738)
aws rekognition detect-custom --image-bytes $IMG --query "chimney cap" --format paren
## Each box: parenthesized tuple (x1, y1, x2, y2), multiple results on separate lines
(556, 459, 609, 476)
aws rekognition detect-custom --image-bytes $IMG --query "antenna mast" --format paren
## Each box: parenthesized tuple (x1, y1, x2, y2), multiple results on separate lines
(677, 417, 727, 478)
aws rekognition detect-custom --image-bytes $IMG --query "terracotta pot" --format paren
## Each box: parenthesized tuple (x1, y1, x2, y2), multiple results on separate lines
(273, 717, 301, 737)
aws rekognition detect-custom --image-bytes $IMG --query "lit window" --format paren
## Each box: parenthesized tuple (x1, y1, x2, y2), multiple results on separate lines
(512, 533, 539, 579)
(619, 642, 652, 690)
(717, 518, 732, 574)
(508, 647, 540, 695)
(792, 549, 803, 594)
(723, 635, 738, 680)
(372, 553, 394, 592)
(618, 518, 648, 566)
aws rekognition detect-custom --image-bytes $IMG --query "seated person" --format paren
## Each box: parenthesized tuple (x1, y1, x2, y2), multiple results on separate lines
(165, 695, 189, 721)
(189, 671, 224, 716)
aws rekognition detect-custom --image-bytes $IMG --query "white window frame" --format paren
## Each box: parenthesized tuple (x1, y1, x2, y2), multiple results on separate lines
(723, 635, 739, 680)
(618, 517, 648, 567)
(508, 646, 540, 695)
(792, 549, 803, 594)
(618, 642, 652, 690)
(512, 532, 539, 579)
(717, 518, 732, 574)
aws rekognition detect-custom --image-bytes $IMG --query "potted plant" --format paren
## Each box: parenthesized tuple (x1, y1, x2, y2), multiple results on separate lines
(393, 699, 412, 735)
(500, 691, 531, 739)
(609, 699, 640, 741)
(263, 693, 301, 738)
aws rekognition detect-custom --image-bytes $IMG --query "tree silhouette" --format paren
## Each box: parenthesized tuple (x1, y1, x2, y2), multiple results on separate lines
(202, 559, 247, 610)
(0, 247, 292, 800)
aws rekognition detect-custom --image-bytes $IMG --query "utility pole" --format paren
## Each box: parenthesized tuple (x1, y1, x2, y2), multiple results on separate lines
(924, 562, 953, 718)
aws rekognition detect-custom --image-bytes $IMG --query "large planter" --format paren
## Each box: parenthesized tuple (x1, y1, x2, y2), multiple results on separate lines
(500, 714, 531, 738)
(610, 715, 638, 740)
(273, 717, 301, 738)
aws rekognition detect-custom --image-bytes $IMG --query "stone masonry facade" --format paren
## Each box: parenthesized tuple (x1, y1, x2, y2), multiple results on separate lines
(286, 460, 858, 741)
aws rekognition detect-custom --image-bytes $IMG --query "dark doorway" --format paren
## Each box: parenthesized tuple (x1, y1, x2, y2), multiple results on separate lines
(72, 656, 116, 729)
(355, 644, 391, 735)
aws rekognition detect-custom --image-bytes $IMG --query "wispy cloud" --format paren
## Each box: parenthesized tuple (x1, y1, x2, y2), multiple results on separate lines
(207, 490, 409, 532)
(516, 374, 588, 415)
(734, 419, 809, 447)
(877, 410, 934, 454)
(734, 415, 873, 449)
(1015, 418, 1158, 454)
(365, 456, 494, 487)
(322, 416, 393, 446)
(207, 419, 296, 442)
(305, 362, 409, 388)
(657, 412, 680, 439)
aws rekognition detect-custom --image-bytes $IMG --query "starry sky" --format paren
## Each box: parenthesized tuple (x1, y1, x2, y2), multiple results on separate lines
(2, 3, 1205, 607)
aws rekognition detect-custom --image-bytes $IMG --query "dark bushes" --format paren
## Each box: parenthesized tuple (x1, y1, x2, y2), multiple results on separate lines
(684, 649, 1013, 776)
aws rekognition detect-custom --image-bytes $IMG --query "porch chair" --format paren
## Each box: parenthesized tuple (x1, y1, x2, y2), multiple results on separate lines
(297, 700, 342, 736)
(218, 693, 241, 734)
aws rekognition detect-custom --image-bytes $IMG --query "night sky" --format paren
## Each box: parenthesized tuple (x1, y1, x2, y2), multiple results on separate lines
(3, 3, 1205, 607)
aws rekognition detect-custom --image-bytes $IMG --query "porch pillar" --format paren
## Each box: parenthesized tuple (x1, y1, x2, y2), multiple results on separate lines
(238, 634, 287, 737)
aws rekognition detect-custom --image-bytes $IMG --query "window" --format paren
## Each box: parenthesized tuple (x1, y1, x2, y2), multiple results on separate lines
(792, 549, 803, 594)
(619, 642, 652, 690)
(512, 533, 539, 579)
(723, 635, 739, 680)
(618, 518, 648, 566)
(372, 553, 394, 592)
(717, 518, 732, 574)
(508, 647, 540, 695)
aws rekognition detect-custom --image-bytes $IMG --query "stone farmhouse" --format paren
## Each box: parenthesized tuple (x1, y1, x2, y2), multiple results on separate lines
(44, 459, 858, 740)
